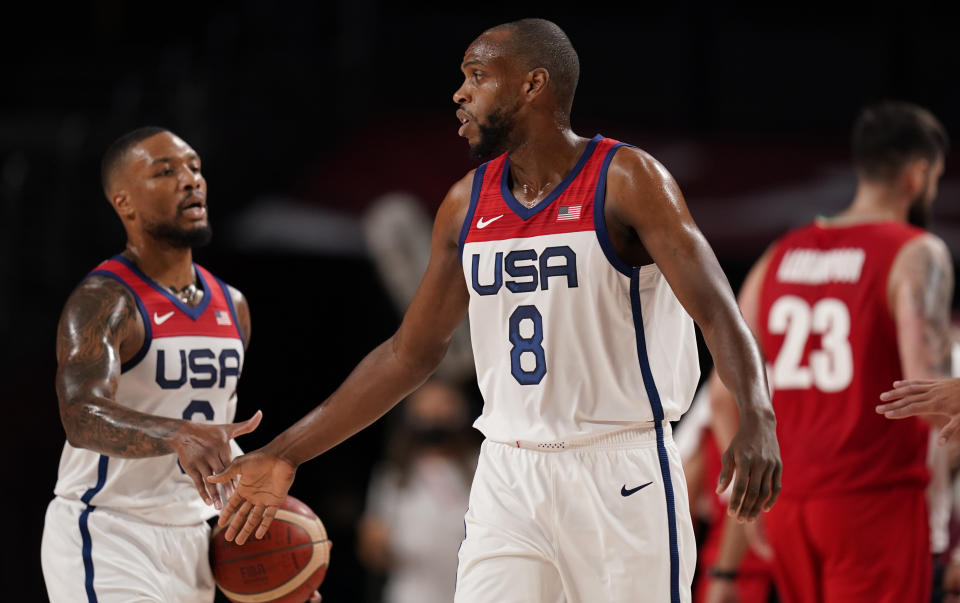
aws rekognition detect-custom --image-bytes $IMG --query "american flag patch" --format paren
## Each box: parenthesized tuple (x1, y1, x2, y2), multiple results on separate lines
(215, 310, 232, 326)
(557, 205, 581, 221)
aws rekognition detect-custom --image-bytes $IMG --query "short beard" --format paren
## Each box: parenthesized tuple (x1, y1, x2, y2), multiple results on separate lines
(907, 202, 931, 229)
(145, 221, 213, 249)
(469, 106, 517, 160)
(908, 186, 934, 228)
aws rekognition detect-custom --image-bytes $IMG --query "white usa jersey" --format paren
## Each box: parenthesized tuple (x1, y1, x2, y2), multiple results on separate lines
(52, 255, 245, 526)
(459, 135, 700, 443)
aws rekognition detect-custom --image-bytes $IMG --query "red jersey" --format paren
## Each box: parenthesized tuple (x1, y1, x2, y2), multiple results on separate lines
(758, 221, 930, 497)
(693, 431, 775, 603)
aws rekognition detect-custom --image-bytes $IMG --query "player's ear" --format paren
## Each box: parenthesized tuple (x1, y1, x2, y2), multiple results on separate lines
(524, 67, 549, 101)
(111, 189, 134, 219)
(901, 158, 929, 196)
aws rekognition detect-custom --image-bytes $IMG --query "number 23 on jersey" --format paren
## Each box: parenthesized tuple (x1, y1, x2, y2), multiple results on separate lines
(768, 296, 853, 393)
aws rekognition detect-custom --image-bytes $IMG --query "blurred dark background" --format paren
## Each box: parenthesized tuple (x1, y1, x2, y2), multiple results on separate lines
(3, 2, 960, 601)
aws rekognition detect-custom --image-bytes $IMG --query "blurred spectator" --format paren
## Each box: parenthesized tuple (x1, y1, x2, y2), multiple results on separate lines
(357, 379, 479, 603)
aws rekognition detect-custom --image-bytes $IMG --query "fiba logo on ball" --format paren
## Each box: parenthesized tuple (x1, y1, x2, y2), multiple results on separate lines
(210, 495, 331, 603)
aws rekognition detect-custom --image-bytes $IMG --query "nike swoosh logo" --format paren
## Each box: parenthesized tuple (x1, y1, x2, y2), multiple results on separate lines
(477, 214, 504, 229)
(621, 482, 653, 497)
(153, 311, 175, 325)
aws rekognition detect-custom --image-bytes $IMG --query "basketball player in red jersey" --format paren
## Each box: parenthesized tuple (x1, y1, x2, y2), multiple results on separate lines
(211, 19, 781, 601)
(41, 127, 322, 602)
(707, 102, 952, 602)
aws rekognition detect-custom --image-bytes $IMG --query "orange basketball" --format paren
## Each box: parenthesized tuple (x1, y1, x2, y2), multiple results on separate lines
(210, 495, 331, 603)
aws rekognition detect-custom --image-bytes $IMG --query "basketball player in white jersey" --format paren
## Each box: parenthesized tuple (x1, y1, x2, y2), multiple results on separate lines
(38, 127, 322, 602)
(210, 19, 782, 602)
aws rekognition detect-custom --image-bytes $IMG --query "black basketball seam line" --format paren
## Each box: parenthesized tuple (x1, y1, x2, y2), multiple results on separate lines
(214, 538, 330, 566)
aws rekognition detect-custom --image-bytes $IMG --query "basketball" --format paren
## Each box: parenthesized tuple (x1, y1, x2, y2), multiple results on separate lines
(210, 495, 331, 603)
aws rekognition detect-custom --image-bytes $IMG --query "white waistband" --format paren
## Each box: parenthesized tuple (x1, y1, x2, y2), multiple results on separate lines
(490, 422, 671, 451)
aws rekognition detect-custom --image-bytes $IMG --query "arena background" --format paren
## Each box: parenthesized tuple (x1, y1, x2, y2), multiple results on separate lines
(3, 2, 959, 601)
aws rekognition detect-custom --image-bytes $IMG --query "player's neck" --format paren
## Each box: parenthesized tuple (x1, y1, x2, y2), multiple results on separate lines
(122, 242, 196, 290)
(832, 183, 910, 225)
(506, 126, 588, 208)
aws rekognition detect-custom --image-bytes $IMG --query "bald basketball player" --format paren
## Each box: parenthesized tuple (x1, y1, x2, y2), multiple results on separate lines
(211, 19, 781, 602)
(40, 127, 321, 603)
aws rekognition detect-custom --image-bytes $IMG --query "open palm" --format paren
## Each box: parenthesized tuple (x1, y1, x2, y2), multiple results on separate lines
(207, 448, 297, 545)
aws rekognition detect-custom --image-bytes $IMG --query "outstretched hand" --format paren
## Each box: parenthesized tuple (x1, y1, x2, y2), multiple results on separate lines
(716, 410, 782, 521)
(878, 378, 960, 443)
(171, 410, 262, 509)
(207, 447, 297, 545)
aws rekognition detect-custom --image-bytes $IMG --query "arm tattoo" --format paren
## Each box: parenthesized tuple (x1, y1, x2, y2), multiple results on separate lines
(906, 239, 954, 376)
(56, 276, 181, 457)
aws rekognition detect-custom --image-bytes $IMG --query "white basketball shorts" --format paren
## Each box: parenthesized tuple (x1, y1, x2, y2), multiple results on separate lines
(41, 496, 215, 603)
(455, 423, 696, 603)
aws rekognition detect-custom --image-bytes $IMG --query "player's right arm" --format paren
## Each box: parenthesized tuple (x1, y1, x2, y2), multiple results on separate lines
(210, 172, 476, 544)
(56, 275, 261, 506)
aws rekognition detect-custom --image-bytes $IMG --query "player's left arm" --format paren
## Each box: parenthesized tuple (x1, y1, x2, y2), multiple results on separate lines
(890, 234, 953, 380)
(606, 147, 781, 520)
(877, 234, 957, 439)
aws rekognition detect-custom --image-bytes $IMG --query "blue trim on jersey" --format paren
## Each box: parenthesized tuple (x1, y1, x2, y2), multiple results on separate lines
(80, 454, 109, 506)
(79, 509, 98, 603)
(458, 164, 488, 263)
(89, 270, 152, 373)
(593, 143, 635, 277)
(213, 276, 245, 346)
(500, 134, 603, 221)
(629, 269, 681, 603)
(79, 455, 109, 603)
(111, 255, 212, 320)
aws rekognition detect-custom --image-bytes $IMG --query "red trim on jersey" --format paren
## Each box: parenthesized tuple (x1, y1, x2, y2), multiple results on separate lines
(92, 258, 242, 341)
(463, 137, 620, 244)
(758, 221, 928, 497)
